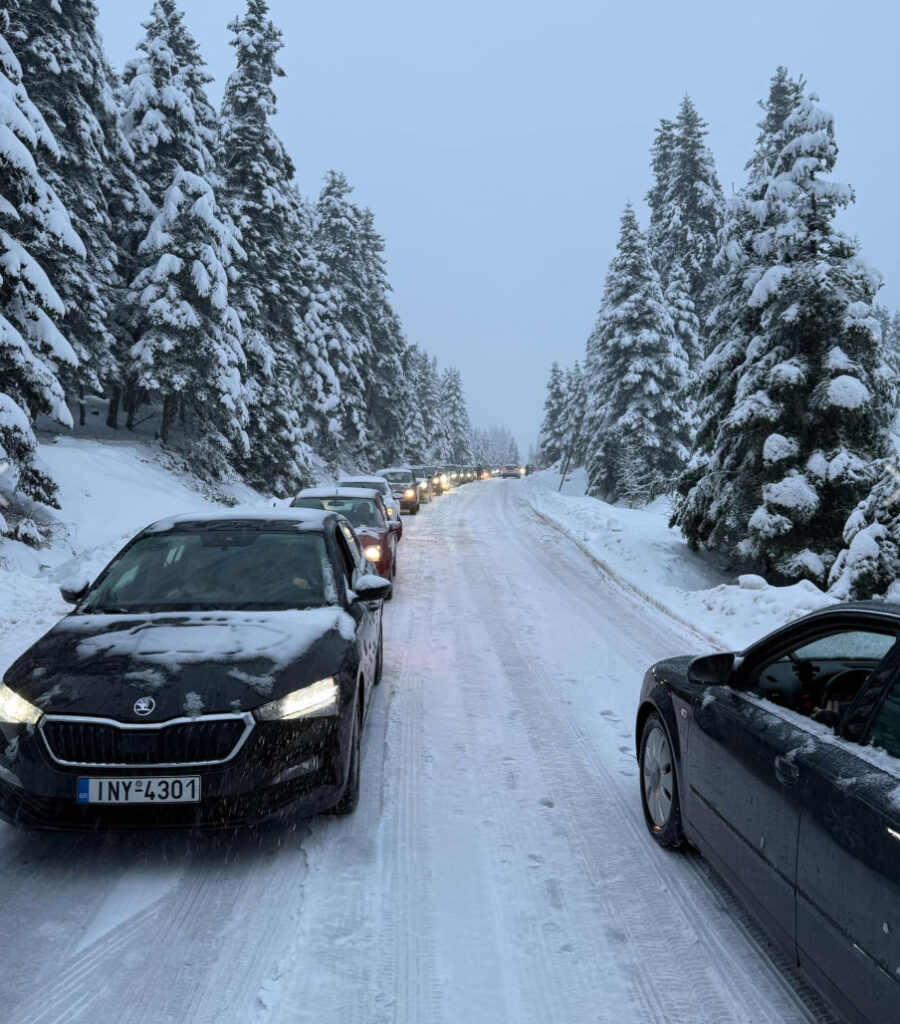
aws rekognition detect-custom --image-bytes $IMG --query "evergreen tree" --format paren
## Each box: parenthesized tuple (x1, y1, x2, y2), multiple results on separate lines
(0, 12, 81, 526)
(358, 208, 409, 466)
(218, 0, 330, 490)
(441, 367, 473, 463)
(646, 97, 724, 345)
(560, 360, 588, 466)
(127, 168, 248, 474)
(9, 0, 133, 424)
(314, 171, 371, 465)
(675, 70, 891, 584)
(538, 362, 566, 464)
(400, 344, 429, 461)
(584, 204, 691, 502)
(675, 68, 807, 556)
(507, 438, 521, 465)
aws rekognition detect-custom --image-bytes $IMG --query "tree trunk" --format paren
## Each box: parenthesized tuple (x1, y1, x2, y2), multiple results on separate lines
(106, 387, 120, 429)
(125, 385, 136, 431)
(78, 393, 86, 427)
(160, 394, 178, 447)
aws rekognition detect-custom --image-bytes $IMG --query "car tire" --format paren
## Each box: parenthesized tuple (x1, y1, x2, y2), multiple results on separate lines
(329, 703, 361, 815)
(411, 504, 418, 515)
(374, 628, 384, 685)
(639, 712, 684, 849)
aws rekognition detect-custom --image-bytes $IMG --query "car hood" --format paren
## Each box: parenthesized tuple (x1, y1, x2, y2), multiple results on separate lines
(3, 608, 357, 721)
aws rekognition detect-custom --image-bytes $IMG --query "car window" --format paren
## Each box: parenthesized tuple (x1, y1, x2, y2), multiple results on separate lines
(868, 680, 900, 759)
(749, 627, 898, 717)
(333, 530, 357, 591)
(794, 632, 897, 661)
(80, 531, 338, 612)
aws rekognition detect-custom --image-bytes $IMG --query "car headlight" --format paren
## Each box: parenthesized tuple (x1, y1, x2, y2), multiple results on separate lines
(432, 477, 439, 484)
(0, 683, 42, 725)
(364, 544, 382, 562)
(418, 481, 427, 490)
(254, 678, 339, 720)
(404, 488, 415, 498)
(386, 506, 395, 517)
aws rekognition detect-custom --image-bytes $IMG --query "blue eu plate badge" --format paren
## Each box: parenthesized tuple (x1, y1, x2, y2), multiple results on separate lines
(77, 778, 90, 804)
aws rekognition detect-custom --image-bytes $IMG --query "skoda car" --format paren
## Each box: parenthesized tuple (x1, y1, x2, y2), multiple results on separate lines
(636, 602, 900, 1024)
(0, 508, 390, 831)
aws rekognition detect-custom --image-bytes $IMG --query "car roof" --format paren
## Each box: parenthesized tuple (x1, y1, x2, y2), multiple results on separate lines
(377, 467, 415, 475)
(338, 475, 389, 486)
(144, 507, 334, 533)
(293, 487, 381, 501)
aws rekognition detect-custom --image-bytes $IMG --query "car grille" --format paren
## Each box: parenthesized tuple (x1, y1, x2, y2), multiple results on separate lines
(40, 715, 252, 768)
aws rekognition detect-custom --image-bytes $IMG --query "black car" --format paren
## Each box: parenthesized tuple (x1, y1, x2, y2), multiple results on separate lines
(376, 467, 420, 514)
(636, 602, 900, 1024)
(0, 509, 391, 830)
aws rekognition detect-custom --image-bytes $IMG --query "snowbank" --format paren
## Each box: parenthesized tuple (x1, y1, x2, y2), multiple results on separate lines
(524, 467, 836, 651)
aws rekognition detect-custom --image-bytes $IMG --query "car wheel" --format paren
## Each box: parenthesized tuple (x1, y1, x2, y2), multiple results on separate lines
(639, 713, 684, 849)
(374, 628, 384, 685)
(329, 703, 361, 815)
(411, 503, 418, 515)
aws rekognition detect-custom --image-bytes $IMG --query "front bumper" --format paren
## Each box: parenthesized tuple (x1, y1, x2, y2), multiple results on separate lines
(0, 710, 355, 831)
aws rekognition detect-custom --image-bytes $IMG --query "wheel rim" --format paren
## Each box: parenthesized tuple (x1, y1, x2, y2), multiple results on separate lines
(642, 727, 674, 828)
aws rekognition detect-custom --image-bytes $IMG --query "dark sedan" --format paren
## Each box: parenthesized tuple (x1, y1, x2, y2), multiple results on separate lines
(377, 467, 420, 514)
(636, 602, 900, 1024)
(0, 509, 391, 831)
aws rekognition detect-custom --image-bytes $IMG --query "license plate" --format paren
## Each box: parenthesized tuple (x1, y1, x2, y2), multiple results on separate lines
(77, 777, 201, 804)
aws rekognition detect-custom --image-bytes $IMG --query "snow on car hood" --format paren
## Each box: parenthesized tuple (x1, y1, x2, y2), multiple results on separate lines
(3, 608, 357, 719)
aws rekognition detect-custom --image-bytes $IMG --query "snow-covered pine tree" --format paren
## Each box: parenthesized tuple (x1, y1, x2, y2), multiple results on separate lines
(127, 168, 248, 475)
(538, 362, 566, 464)
(676, 70, 892, 585)
(412, 350, 448, 462)
(399, 344, 429, 462)
(117, 0, 248, 450)
(358, 208, 409, 467)
(560, 360, 588, 467)
(314, 171, 372, 467)
(584, 204, 691, 502)
(507, 438, 521, 466)
(674, 68, 807, 555)
(0, 11, 81, 529)
(8, 0, 135, 425)
(646, 97, 724, 348)
(441, 367, 473, 464)
(218, 0, 328, 490)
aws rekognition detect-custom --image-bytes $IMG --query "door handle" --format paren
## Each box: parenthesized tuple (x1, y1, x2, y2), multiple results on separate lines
(774, 755, 800, 787)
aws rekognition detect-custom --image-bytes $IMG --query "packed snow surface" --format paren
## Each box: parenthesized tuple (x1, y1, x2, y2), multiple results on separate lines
(0, 448, 839, 1023)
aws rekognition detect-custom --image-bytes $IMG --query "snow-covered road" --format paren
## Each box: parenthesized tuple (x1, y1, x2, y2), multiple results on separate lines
(1, 481, 837, 1024)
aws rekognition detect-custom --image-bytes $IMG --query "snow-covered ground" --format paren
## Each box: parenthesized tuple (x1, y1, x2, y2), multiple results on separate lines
(524, 466, 836, 651)
(0, 453, 837, 1024)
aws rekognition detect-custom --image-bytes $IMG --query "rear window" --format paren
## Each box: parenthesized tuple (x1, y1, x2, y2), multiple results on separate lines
(383, 471, 414, 484)
(291, 496, 382, 529)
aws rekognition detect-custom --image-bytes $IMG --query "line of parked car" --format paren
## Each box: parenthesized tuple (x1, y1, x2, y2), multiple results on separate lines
(0, 463, 490, 832)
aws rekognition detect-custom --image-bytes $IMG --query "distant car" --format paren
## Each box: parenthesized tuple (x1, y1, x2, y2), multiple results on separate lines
(291, 487, 399, 583)
(376, 467, 420, 515)
(337, 475, 403, 537)
(0, 508, 391, 830)
(636, 602, 900, 1024)
(406, 465, 437, 501)
(501, 466, 522, 478)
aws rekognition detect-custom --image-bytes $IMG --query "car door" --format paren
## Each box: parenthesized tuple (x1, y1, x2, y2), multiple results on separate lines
(796, 663, 900, 1024)
(334, 525, 379, 705)
(687, 623, 896, 958)
(688, 682, 821, 957)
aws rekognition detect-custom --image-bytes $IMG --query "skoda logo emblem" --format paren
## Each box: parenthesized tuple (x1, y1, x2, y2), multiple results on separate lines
(134, 696, 156, 717)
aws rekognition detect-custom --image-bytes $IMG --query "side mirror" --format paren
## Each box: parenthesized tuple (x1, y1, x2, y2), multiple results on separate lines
(388, 521, 401, 533)
(688, 652, 735, 685)
(353, 575, 392, 602)
(60, 576, 91, 604)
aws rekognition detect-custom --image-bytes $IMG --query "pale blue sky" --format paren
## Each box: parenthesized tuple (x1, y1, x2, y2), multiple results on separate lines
(97, 0, 899, 452)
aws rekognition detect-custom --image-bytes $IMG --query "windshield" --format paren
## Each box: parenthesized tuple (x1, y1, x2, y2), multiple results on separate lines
(291, 496, 382, 529)
(80, 531, 338, 613)
(383, 471, 414, 484)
